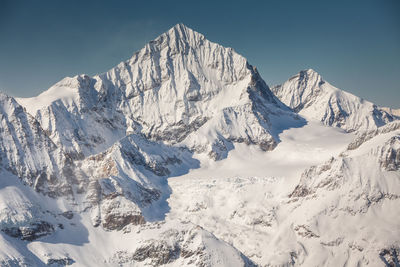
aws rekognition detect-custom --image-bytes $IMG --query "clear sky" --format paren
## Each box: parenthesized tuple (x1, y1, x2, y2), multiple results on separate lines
(1, 0, 399, 108)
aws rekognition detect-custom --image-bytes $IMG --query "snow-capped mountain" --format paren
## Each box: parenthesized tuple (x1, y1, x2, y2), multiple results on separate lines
(271, 69, 397, 132)
(0, 24, 399, 266)
(17, 23, 300, 161)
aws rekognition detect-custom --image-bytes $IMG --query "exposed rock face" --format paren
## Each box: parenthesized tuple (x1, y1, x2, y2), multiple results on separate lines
(59, 211, 73, 220)
(131, 240, 180, 265)
(100, 195, 146, 231)
(272, 69, 396, 132)
(2, 221, 54, 241)
(294, 225, 320, 238)
(379, 136, 400, 171)
(108, 222, 255, 267)
(379, 247, 400, 267)
(46, 257, 74, 266)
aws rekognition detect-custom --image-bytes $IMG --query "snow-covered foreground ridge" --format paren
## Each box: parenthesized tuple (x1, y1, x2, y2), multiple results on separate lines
(0, 23, 398, 266)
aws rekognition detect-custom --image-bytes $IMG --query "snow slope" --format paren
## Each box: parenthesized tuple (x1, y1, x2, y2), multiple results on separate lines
(167, 122, 354, 266)
(168, 118, 400, 266)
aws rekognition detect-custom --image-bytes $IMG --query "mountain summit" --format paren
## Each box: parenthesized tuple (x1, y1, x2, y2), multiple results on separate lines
(152, 23, 207, 49)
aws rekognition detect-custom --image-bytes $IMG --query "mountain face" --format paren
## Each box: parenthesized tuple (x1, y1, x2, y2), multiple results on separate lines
(0, 93, 74, 197)
(17, 23, 299, 161)
(1, 24, 399, 266)
(271, 69, 397, 132)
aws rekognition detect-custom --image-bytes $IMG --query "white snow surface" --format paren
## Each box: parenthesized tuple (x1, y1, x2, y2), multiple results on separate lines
(1, 24, 399, 266)
(168, 121, 400, 266)
(16, 78, 80, 116)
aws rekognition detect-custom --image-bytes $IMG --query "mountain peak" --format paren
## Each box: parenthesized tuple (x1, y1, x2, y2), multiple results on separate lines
(167, 23, 202, 39)
(300, 68, 318, 74)
(171, 23, 193, 33)
(296, 68, 323, 82)
(0, 91, 19, 110)
(142, 23, 206, 52)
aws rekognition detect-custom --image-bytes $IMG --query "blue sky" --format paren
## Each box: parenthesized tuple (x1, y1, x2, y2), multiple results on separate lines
(0, 0, 399, 107)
